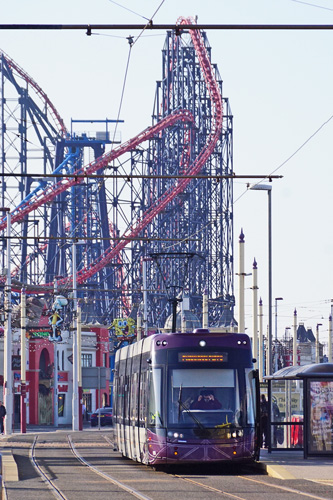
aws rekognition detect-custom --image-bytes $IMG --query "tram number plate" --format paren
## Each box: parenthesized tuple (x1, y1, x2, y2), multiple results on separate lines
(179, 353, 228, 363)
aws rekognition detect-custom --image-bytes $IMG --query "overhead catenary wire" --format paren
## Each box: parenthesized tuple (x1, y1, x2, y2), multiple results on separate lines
(164, 111, 333, 252)
(291, 0, 333, 11)
(107, 0, 150, 21)
(3, 23, 333, 30)
(48, 1, 167, 298)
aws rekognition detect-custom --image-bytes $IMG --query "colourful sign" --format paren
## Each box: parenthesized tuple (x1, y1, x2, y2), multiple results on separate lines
(26, 327, 52, 339)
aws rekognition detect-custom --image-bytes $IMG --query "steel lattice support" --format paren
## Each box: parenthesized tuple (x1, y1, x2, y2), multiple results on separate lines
(0, 51, 127, 322)
(0, 52, 61, 286)
(128, 29, 234, 329)
(1, 23, 234, 329)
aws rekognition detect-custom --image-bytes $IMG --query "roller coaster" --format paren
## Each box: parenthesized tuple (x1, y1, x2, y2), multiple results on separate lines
(0, 17, 234, 330)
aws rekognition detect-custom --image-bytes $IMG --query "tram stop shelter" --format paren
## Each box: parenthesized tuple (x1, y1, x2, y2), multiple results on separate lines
(264, 363, 333, 459)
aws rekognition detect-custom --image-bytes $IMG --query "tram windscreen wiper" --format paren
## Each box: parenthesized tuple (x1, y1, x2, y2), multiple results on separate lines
(178, 385, 183, 421)
(177, 387, 205, 430)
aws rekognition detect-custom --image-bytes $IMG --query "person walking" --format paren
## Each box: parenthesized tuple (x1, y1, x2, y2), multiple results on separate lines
(0, 401, 6, 434)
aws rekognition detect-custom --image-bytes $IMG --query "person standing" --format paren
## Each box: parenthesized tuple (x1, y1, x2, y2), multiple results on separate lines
(260, 394, 269, 448)
(0, 401, 6, 434)
(82, 402, 86, 421)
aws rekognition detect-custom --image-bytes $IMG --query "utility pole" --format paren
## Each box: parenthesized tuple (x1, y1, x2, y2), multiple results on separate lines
(53, 280, 58, 428)
(72, 241, 79, 431)
(293, 308, 298, 366)
(252, 259, 258, 367)
(238, 230, 245, 333)
(77, 303, 82, 431)
(3, 210, 12, 435)
(258, 298, 264, 381)
(20, 288, 27, 433)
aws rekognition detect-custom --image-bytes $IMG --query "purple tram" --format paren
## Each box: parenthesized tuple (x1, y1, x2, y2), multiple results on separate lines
(113, 329, 260, 465)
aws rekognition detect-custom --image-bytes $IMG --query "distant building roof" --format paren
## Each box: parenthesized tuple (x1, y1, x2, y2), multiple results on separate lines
(297, 324, 315, 342)
(164, 310, 201, 332)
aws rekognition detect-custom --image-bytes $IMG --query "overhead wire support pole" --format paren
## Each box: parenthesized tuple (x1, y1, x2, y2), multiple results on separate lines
(72, 240, 79, 431)
(2, 209, 12, 435)
(20, 288, 27, 433)
(53, 280, 59, 429)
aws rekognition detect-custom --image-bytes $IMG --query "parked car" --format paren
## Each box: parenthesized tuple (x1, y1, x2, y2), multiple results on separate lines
(90, 407, 113, 427)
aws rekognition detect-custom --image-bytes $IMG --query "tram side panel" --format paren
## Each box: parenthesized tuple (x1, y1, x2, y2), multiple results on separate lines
(115, 337, 152, 464)
(124, 343, 133, 459)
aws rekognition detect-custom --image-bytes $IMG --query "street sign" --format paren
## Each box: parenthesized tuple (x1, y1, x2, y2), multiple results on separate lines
(82, 367, 109, 389)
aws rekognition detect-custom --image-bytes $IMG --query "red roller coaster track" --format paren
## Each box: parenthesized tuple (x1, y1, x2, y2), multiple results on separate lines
(1, 17, 223, 292)
(1, 50, 67, 137)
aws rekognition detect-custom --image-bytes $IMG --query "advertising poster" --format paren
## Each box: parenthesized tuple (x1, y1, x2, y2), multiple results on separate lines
(309, 380, 333, 453)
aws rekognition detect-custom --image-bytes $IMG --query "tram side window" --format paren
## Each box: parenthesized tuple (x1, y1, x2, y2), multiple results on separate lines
(148, 368, 163, 427)
(245, 369, 256, 425)
(124, 359, 133, 425)
(124, 375, 130, 425)
(117, 376, 125, 424)
(131, 355, 140, 425)
(139, 368, 149, 427)
(116, 360, 126, 424)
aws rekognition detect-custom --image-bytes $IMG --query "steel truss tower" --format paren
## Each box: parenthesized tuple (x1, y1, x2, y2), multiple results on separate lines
(128, 28, 234, 329)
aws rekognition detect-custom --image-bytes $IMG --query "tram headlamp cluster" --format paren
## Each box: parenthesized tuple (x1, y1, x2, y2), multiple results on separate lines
(237, 340, 247, 345)
(156, 340, 168, 346)
(168, 431, 184, 439)
(227, 430, 243, 439)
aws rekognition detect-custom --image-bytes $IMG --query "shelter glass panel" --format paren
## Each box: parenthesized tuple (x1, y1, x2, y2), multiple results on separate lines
(308, 380, 333, 454)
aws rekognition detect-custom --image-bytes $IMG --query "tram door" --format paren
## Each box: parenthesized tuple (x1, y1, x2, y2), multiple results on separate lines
(130, 371, 139, 460)
(138, 369, 149, 463)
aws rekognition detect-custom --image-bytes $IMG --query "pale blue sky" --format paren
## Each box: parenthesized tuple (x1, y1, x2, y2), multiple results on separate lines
(1, 0, 333, 345)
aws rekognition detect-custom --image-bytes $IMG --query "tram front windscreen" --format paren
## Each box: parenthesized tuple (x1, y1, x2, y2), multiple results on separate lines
(167, 366, 256, 428)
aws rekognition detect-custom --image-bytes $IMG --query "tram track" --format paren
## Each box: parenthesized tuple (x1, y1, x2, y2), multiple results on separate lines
(3, 431, 333, 500)
(30, 436, 68, 500)
(24, 433, 154, 500)
(67, 434, 153, 500)
(172, 472, 333, 500)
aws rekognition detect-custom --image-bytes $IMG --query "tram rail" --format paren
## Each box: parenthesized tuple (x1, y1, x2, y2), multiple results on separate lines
(2, 430, 333, 500)
(15, 433, 153, 500)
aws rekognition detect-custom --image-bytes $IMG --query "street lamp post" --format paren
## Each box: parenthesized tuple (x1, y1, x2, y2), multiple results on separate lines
(250, 184, 273, 374)
(275, 298, 283, 341)
(274, 297, 283, 372)
(316, 323, 322, 364)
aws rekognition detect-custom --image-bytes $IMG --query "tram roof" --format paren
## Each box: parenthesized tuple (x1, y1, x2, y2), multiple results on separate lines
(264, 363, 333, 380)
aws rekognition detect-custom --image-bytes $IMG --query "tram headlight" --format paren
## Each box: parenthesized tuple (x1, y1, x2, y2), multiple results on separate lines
(167, 432, 184, 439)
(156, 340, 161, 346)
(237, 430, 243, 437)
(232, 431, 237, 438)
(162, 340, 168, 346)
(199, 340, 206, 347)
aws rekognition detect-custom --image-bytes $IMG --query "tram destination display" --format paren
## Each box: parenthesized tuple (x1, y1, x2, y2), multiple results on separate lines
(178, 353, 228, 363)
